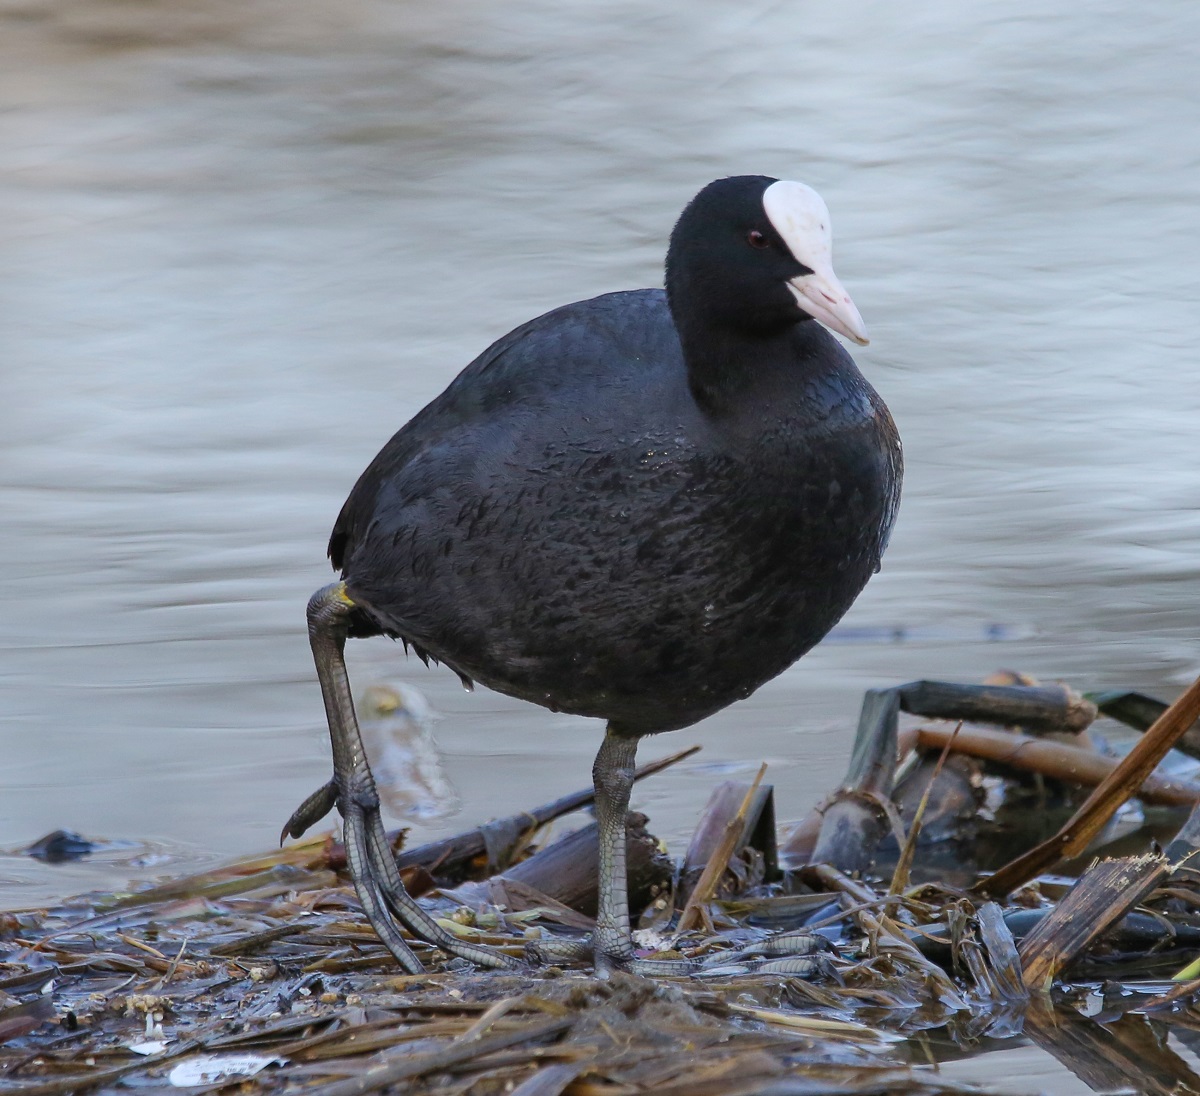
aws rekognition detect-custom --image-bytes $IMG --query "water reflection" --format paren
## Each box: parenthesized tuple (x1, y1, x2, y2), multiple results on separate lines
(1, 0, 1198, 952)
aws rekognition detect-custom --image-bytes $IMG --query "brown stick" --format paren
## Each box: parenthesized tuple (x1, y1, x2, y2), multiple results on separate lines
(676, 780, 777, 910)
(392, 744, 700, 880)
(677, 764, 767, 932)
(897, 680, 1096, 735)
(911, 723, 1200, 807)
(497, 812, 671, 918)
(976, 674, 1200, 899)
(1139, 975, 1200, 1011)
(888, 721, 962, 895)
(1017, 853, 1169, 992)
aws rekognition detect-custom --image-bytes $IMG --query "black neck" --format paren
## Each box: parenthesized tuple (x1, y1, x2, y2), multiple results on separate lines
(675, 311, 811, 410)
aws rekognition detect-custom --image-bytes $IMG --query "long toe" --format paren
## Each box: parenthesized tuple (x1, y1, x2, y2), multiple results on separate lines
(525, 934, 594, 965)
(595, 941, 698, 978)
(694, 931, 835, 978)
(346, 787, 522, 971)
(527, 932, 696, 976)
(342, 805, 426, 974)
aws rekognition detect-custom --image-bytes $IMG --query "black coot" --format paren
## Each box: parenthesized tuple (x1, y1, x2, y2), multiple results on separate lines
(286, 176, 902, 973)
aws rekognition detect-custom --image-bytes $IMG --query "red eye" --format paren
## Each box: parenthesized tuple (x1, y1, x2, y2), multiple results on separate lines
(747, 229, 770, 249)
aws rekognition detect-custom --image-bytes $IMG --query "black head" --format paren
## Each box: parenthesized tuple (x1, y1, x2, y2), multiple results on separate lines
(665, 175, 867, 345)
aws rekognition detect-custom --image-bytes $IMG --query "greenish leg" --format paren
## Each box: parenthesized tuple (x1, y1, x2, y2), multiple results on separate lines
(290, 582, 519, 972)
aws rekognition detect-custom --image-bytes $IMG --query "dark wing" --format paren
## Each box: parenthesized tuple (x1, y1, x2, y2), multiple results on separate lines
(328, 289, 673, 572)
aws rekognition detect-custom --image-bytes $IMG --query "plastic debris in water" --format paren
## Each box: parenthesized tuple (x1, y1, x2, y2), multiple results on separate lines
(168, 1054, 286, 1087)
(128, 1041, 169, 1056)
(357, 683, 461, 824)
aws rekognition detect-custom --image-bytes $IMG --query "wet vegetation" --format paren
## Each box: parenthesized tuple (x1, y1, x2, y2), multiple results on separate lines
(4, 673, 1200, 1094)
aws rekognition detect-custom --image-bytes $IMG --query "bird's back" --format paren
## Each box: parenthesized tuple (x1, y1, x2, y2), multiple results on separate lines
(333, 289, 901, 734)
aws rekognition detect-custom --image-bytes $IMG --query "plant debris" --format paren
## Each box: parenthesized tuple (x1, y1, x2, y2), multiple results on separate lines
(5, 673, 1200, 1094)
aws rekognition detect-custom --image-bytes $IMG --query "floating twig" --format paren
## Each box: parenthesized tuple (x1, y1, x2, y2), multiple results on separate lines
(904, 723, 1200, 806)
(897, 681, 1096, 735)
(977, 673, 1200, 898)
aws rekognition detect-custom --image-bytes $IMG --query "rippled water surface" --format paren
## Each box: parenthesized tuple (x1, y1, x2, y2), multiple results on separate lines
(1, 3, 1199, 1076)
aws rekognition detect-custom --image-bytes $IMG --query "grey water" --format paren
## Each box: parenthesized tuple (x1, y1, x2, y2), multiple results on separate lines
(1, 2, 1198, 1087)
